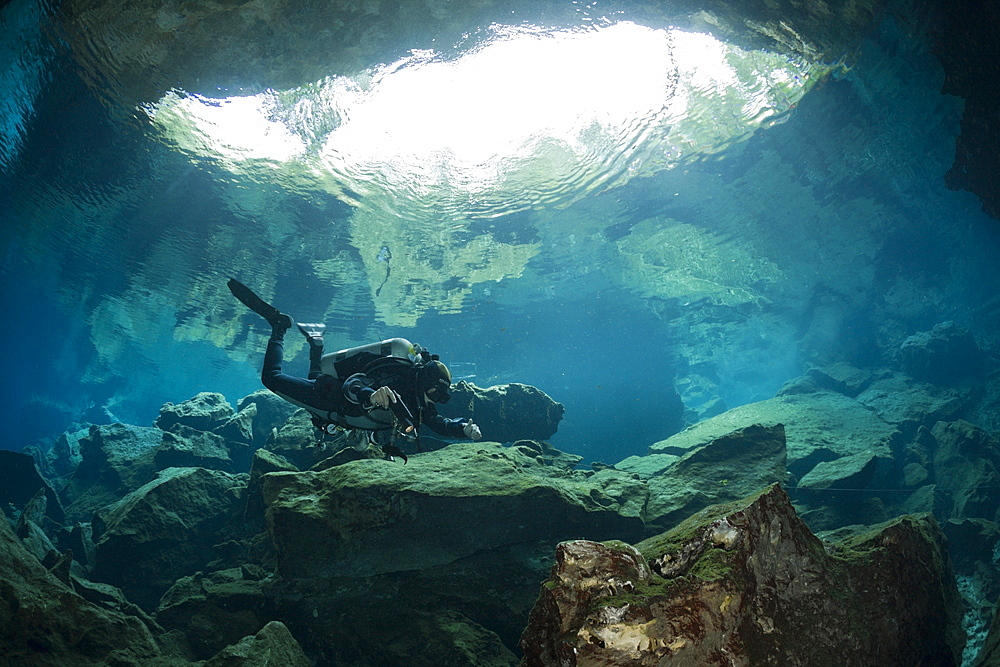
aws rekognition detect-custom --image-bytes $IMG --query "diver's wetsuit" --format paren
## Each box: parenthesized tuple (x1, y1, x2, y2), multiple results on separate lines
(261, 328, 343, 415)
(261, 327, 469, 439)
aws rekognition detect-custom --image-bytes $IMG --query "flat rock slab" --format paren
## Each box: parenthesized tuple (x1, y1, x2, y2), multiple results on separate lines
(263, 442, 646, 579)
(649, 391, 897, 478)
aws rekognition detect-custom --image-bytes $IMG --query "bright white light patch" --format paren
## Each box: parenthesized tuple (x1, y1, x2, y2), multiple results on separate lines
(324, 22, 671, 168)
(144, 21, 820, 218)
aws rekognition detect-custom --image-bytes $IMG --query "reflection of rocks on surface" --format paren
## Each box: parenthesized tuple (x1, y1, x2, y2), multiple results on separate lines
(520, 485, 964, 666)
(441, 381, 565, 443)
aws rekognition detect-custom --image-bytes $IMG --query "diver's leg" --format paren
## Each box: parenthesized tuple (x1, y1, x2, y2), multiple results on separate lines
(297, 323, 326, 379)
(261, 326, 317, 405)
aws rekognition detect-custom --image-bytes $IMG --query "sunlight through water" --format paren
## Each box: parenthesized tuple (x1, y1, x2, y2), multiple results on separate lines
(144, 20, 823, 221)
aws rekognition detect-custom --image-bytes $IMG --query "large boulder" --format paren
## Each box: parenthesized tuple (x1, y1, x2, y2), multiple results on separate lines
(0, 450, 64, 525)
(262, 442, 645, 580)
(0, 515, 164, 665)
(59, 423, 162, 523)
(898, 321, 982, 385)
(237, 389, 298, 446)
(153, 391, 236, 432)
(649, 391, 897, 480)
(855, 370, 965, 436)
(440, 381, 565, 443)
(642, 423, 787, 532)
(520, 484, 965, 666)
(156, 568, 270, 660)
(202, 620, 310, 667)
(91, 466, 246, 610)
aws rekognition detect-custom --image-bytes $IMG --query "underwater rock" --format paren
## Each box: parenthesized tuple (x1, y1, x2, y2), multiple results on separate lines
(899, 321, 982, 385)
(45, 425, 89, 480)
(519, 484, 965, 666)
(237, 389, 298, 446)
(154, 391, 236, 433)
(643, 423, 787, 533)
(0, 514, 164, 665)
(60, 423, 162, 523)
(244, 448, 299, 531)
(855, 370, 965, 436)
(154, 423, 235, 472)
(263, 442, 645, 580)
(0, 449, 64, 525)
(649, 391, 896, 480)
(201, 620, 309, 667)
(803, 361, 875, 397)
(441, 381, 565, 443)
(91, 466, 246, 610)
(264, 539, 550, 666)
(931, 420, 1000, 522)
(157, 568, 270, 660)
(265, 408, 328, 470)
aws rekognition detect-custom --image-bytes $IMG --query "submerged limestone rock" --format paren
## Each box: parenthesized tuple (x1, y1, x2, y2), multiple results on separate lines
(441, 381, 565, 443)
(0, 515, 163, 666)
(649, 391, 896, 480)
(91, 466, 246, 610)
(520, 484, 965, 666)
(643, 423, 787, 532)
(202, 620, 309, 667)
(154, 391, 236, 433)
(60, 423, 162, 523)
(898, 321, 982, 385)
(263, 442, 645, 580)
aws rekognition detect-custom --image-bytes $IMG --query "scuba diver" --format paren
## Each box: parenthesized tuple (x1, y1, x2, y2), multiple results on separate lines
(228, 278, 481, 462)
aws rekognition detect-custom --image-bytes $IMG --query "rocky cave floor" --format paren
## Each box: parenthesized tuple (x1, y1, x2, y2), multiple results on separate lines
(3, 321, 1000, 666)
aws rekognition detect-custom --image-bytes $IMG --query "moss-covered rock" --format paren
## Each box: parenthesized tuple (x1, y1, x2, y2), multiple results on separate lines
(154, 391, 236, 433)
(441, 381, 565, 443)
(520, 484, 965, 666)
(91, 466, 246, 610)
(643, 423, 787, 532)
(650, 391, 896, 480)
(263, 442, 645, 580)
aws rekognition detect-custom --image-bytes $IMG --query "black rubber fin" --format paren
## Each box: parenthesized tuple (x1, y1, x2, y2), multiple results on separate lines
(228, 278, 284, 326)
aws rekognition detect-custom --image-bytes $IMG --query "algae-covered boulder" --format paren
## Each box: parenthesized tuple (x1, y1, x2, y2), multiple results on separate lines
(263, 442, 645, 580)
(202, 620, 310, 667)
(898, 321, 982, 385)
(237, 389, 298, 445)
(0, 449, 64, 525)
(154, 391, 236, 432)
(520, 484, 965, 666)
(855, 370, 964, 434)
(0, 516, 163, 666)
(643, 423, 787, 532)
(60, 423, 162, 523)
(650, 391, 896, 479)
(156, 568, 270, 660)
(441, 381, 565, 443)
(91, 466, 246, 610)
(154, 424, 235, 472)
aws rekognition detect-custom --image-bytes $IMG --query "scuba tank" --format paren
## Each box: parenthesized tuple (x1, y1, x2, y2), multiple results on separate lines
(320, 337, 419, 379)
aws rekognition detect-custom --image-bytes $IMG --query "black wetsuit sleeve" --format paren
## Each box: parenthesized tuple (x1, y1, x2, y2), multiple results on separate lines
(422, 402, 469, 439)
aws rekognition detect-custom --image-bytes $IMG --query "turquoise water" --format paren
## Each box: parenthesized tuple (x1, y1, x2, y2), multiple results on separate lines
(2, 0, 997, 467)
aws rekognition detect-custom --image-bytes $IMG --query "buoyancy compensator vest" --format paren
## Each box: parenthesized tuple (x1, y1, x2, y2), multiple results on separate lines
(305, 338, 429, 434)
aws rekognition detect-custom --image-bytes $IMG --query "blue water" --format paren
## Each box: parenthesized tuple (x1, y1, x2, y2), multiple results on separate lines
(1, 0, 997, 471)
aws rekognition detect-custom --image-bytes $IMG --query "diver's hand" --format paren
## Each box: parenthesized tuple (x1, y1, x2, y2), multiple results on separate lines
(370, 386, 399, 409)
(463, 421, 482, 441)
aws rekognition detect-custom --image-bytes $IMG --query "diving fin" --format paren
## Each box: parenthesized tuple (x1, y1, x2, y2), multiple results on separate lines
(298, 322, 326, 349)
(228, 278, 291, 330)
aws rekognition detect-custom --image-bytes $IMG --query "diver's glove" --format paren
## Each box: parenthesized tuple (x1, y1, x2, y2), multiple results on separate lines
(463, 421, 482, 441)
(368, 387, 415, 434)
